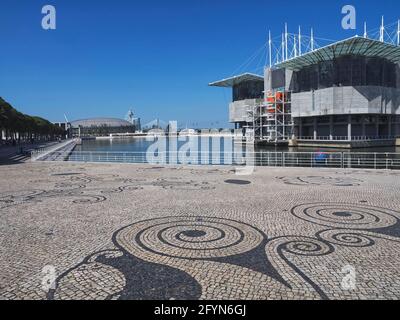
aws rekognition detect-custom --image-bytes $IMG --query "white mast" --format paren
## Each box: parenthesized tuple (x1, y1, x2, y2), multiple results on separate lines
(294, 35, 298, 57)
(364, 22, 368, 38)
(268, 30, 272, 67)
(311, 28, 314, 51)
(397, 20, 400, 46)
(380, 16, 384, 42)
(281, 33, 285, 62)
(298, 26, 302, 56)
(285, 23, 288, 61)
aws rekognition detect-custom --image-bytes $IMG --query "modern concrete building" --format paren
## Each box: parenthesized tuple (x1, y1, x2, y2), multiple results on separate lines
(210, 36, 400, 148)
(209, 73, 264, 131)
(69, 118, 137, 137)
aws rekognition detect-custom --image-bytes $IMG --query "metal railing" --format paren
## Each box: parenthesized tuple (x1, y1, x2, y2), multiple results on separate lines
(31, 139, 77, 161)
(297, 135, 399, 141)
(31, 150, 400, 170)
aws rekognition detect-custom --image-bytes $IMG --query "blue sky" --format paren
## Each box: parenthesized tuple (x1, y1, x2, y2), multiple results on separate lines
(0, 0, 399, 127)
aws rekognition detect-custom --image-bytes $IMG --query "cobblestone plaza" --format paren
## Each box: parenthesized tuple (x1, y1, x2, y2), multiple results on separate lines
(1, 162, 400, 300)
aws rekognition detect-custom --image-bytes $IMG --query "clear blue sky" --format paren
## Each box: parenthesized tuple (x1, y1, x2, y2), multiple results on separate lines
(0, 0, 399, 127)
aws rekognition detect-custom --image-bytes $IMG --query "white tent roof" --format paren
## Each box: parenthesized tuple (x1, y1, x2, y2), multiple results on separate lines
(209, 73, 264, 88)
(275, 36, 400, 71)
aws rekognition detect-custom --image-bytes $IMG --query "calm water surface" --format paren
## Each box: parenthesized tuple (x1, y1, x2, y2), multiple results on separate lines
(74, 137, 400, 154)
(67, 137, 400, 168)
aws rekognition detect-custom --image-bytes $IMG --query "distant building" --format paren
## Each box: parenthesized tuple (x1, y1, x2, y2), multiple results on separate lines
(53, 122, 70, 132)
(69, 118, 137, 137)
(53, 122, 72, 138)
(125, 110, 141, 132)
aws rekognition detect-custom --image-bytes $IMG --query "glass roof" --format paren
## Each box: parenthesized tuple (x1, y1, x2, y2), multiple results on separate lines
(209, 73, 264, 88)
(275, 36, 400, 71)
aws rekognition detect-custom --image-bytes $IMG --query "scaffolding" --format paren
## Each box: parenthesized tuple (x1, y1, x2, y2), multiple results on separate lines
(245, 89, 293, 144)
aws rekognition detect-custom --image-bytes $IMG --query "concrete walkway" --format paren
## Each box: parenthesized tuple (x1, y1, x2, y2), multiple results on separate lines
(0, 141, 62, 164)
(1, 162, 400, 300)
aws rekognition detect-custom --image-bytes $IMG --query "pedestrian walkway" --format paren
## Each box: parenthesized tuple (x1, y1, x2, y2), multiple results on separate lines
(1, 162, 400, 300)
(0, 141, 61, 164)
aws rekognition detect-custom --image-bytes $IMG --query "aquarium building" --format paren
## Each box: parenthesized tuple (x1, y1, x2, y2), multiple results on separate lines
(210, 35, 400, 148)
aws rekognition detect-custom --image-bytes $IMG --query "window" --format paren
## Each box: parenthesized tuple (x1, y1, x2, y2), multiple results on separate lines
(292, 55, 397, 93)
(232, 81, 264, 102)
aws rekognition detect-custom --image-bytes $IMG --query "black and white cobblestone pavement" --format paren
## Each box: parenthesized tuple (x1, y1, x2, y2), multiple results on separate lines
(1, 162, 400, 300)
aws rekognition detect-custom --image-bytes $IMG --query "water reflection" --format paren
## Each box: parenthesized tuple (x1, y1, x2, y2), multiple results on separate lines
(75, 137, 400, 154)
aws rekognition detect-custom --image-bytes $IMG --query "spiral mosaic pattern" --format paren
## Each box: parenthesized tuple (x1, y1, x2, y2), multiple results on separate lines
(0, 190, 45, 209)
(54, 182, 86, 190)
(116, 217, 265, 260)
(151, 179, 215, 190)
(1, 172, 217, 212)
(318, 230, 375, 248)
(71, 195, 107, 204)
(291, 203, 399, 229)
(190, 168, 236, 175)
(281, 238, 332, 257)
(100, 185, 143, 194)
(51, 250, 126, 300)
(277, 176, 362, 186)
(265, 236, 334, 299)
(336, 170, 400, 176)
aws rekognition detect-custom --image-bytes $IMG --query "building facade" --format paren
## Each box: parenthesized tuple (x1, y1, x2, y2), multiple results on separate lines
(69, 118, 137, 137)
(210, 36, 400, 148)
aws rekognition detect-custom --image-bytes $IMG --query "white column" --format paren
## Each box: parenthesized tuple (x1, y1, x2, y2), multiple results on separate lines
(313, 117, 317, 140)
(311, 28, 314, 51)
(397, 20, 400, 46)
(364, 22, 368, 39)
(348, 115, 352, 141)
(268, 30, 272, 67)
(285, 23, 288, 60)
(298, 26, 302, 55)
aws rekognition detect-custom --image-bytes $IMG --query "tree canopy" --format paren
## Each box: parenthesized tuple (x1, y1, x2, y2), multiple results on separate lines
(0, 97, 64, 138)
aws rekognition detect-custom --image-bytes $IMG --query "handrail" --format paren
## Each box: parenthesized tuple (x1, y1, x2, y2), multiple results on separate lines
(297, 136, 399, 141)
(30, 150, 400, 170)
(31, 139, 77, 161)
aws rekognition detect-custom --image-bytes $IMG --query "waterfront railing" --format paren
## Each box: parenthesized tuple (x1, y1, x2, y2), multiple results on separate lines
(31, 150, 400, 170)
(297, 135, 398, 141)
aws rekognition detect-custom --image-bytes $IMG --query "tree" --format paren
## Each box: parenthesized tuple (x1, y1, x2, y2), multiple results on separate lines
(0, 97, 65, 142)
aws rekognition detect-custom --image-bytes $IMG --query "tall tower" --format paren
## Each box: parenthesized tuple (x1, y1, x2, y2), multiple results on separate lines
(126, 109, 134, 125)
